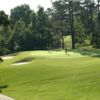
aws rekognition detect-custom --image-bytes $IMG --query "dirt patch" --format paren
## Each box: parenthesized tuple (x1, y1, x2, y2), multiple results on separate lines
(0, 94, 14, 100)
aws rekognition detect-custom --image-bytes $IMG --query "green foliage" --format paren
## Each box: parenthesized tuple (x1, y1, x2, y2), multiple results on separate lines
(10, 4, 32, 26)
(1, 0, 100, 55)
(0, 11, 10, 27)
(36, 7, 59, 49)
(0, 11, 12, 55)
(75, 17, 86, 45)
(9, 19, 34, 51)
(92, 13, 100, 48)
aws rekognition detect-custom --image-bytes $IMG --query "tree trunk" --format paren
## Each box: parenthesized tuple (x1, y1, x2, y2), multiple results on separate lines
(68, 0, 75, 49)
(61, 29, 64, 49)
(98, 0, 100, 11)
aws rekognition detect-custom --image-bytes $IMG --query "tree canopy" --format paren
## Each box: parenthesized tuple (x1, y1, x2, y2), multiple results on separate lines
(0, 1, 100, 55)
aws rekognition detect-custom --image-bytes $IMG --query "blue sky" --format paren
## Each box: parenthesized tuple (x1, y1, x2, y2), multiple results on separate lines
(0, 0, 55, 15)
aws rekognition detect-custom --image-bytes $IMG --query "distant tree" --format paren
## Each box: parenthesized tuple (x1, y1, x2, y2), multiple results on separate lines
(68, 0, 76, 49)
(29, 11, 37, 33)
(0, 11, 12, 55)
(52, 0, 67, 49)
(9, 19, 26, 52)
(9, 19, 37, 51)
(0, 11, 10, 27)
(92, 11, 100, 48)
(52, 0, 83, 49)
(46, 8, 62, 49)
(36, 7, 54, 49)
(10, 4, 32, 26)
(19, 28, 35, 50)
(75, 17, 85, 46)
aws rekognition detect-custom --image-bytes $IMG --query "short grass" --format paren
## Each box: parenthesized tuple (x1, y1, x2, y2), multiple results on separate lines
(0, 49, 100, 100)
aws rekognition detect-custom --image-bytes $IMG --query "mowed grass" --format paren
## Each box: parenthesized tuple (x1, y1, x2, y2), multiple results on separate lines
(0, 49, 100, 100)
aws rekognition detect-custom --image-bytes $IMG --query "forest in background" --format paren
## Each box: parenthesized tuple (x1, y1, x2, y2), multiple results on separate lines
(0, 0, 100, 55)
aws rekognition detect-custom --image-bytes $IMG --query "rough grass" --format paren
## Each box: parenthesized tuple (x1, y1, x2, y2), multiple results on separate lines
(0, 49, 100, 100)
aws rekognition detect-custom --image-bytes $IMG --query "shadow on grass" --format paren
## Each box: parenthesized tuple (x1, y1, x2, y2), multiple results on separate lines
(14, 57, 34, 63)
(0, 85, 8, 93)
(69, 48, 100, 58)
(8, 52, 19, 56)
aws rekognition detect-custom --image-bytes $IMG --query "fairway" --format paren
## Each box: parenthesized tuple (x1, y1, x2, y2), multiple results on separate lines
(0, 50, 100, 100)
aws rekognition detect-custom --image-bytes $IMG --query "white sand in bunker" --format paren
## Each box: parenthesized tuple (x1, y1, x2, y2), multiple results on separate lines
(2, 56, 13, 60)
(0, 94, 14, 100)
(12, 62, 29, 65)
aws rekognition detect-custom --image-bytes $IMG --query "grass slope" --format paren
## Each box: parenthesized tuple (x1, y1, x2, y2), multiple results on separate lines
(0, 49, 100, 100)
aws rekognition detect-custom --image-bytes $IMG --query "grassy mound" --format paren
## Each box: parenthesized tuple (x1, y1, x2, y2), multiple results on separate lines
(0, 49, 100, 100)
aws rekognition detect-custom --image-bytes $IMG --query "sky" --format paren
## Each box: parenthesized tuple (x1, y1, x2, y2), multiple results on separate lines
(0, 0, 97, 15)
(0, 0, 54, 15)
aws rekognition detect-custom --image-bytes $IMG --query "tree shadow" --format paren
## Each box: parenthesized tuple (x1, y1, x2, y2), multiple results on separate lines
(0, 85, 8, 93)
(8, 52, 19, 56)
(14, 57, 34, 63)
(69, 48, 100, 58)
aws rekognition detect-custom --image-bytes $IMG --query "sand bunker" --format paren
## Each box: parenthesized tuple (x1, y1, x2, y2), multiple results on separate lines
(12, 57, 33, 65)
(2, 56, 13, 60)
(0, 94, 14, 100)
(12, 62, 29, 65)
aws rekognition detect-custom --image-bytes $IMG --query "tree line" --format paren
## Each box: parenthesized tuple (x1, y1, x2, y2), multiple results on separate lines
(0, 0, 100, 55)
